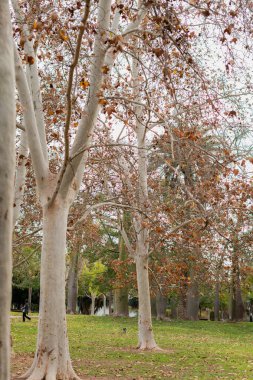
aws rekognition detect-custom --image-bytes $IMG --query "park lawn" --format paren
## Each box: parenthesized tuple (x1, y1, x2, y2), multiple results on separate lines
(11, 316, 253, 379)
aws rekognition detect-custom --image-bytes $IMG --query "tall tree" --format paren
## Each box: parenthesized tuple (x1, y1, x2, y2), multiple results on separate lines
(11, 0, 148, 377)
(0, 1, 16, 379)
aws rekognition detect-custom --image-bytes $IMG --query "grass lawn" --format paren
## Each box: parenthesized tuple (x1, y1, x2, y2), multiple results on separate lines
(11, 315, 253, 379)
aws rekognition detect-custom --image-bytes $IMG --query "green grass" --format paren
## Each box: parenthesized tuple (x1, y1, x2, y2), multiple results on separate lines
(11, 316, 253, 379)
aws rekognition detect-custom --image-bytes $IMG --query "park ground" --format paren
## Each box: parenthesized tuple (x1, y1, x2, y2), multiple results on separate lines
(11, 314, 253, 379)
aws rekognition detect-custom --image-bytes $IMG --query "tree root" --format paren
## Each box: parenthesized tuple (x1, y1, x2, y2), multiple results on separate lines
(14, 356, 80, 380)
(136, 343, 164, 352)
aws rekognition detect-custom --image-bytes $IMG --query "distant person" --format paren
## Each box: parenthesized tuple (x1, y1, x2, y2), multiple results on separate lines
(22, 301, 31, 322)
(250, 312, 253, 322)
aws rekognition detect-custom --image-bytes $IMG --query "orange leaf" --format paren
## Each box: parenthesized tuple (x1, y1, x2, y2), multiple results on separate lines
(101, 65, 109, 74)
(59, 30, 69, 41)
(98, 98, 107, 105)
(80, 79, 90, 90)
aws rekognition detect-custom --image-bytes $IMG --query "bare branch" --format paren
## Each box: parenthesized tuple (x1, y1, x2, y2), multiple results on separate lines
(13, 245, 40, 269)
(68, 201, 148, 231)
(119, 224, 135, 257)
(12, 0, 49, 165)
(14, 46, 48, 190)
(57, 0, 91, 206)
(13, 228, 42, 246)
(57, 0, 150, 201)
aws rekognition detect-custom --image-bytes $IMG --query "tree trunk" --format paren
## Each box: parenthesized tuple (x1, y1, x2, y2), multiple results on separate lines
(67, 252, 79, 314)
(156, 292, 167, 321)
(0, 2, 15, 379)
(114, 288, 129, 317)
(28, 287, 32, 313)
(151, 297, 157, 317)
(114, 233, 129, 317)
(231, 252, 244, 321)
(186, 279, 199, 321)
(135, 254, 157, 349)
(109, 291, 113, 315)
(13, 130, 29, 226)
(131, 56, 158, 350)
(91, 294, 96, 316)
(177, 292, 187, 320)
(214, 281, 220, 321)
(103, 294, 106, 316)
(22, 203, 77, 380)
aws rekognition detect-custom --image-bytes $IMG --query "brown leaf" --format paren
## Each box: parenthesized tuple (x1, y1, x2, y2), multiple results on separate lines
(98, 98, 107, 105)
(80, 79, 90, 90)
(101, 65, 109, 74)
(27, 56, 35, 65)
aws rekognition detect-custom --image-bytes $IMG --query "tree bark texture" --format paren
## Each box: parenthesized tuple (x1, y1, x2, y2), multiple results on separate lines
(0, 2, 16, 379)
(135, 254, 157, 349)
(21, 203, 77, 380)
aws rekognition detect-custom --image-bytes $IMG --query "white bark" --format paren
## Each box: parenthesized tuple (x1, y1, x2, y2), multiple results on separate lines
(60, 0, 148, 198)
(13, 129, 29, 225)
(23, 202, 77, 380)
(0, 2, 15, 379)
(11, 0, 48, 164)
(14, 47, 48, 194)
(117, 55, 158, 348)
(132, 53, 158, 349)
(60, 0, 112, 199)
(136, 254, 157, 349)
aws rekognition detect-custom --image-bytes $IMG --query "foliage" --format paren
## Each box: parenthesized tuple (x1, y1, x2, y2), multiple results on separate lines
(12, 246, 40, 290)
(79, 261, 107, 298)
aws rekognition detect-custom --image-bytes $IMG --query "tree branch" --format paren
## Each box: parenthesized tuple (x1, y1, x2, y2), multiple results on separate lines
(13, 246, 40, 269)
(52, 0, 91, 208)
(11, 0, 49, 165)
(57, 0, 150, 202)
(68, 201, 148, 230)
(119, 223, 135, 258)
(14, 46, 48, 191)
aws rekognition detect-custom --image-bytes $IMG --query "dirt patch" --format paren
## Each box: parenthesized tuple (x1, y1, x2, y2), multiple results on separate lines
(11, 354, 136, 380)
(116, 346, 174, 354)
(11, 354, 33, 379)
(11, 353, 174, 379)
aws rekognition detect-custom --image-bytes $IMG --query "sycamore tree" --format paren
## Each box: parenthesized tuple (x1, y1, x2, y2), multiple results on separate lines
(10, 0, 150, 378)
(0, 2, 16, 379)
